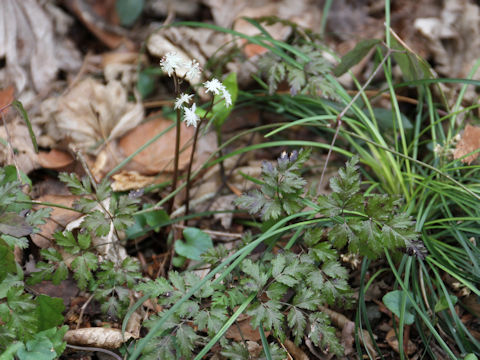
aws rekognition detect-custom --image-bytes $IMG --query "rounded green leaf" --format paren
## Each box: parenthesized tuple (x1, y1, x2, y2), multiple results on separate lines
(116, 0, 144, 26)
(174, 228, 213, 261)
(382, 290, 415, 325)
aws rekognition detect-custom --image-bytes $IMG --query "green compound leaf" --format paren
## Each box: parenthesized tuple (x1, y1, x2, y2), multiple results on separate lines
(333, 38, 381, 76)
(174, 227, 213, 261)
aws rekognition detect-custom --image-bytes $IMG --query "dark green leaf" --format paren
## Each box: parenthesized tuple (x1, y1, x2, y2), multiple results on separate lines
(116, 0, 144, 26)
(35, 295, 65, 331)
(333, 39, 382, 76)
(434, 294, 458, 313)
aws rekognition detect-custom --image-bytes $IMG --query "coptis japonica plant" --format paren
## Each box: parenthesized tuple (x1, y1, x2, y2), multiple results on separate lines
(237, 151, 420, 259)
(159, 51, 234, 217)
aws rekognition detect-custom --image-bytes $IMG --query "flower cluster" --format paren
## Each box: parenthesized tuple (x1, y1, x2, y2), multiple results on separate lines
(161, 52, 232, 128)
(204, 79, 232, 107)
(160, 52, 202, 81)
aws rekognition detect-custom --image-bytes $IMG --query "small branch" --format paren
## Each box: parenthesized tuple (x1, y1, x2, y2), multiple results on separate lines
(76, 293, 95, 329)
(167, 75, 181, 215)
(66, 344, 122, 360)
(1, 111, 21, 182)
(184, 98, 214, 223)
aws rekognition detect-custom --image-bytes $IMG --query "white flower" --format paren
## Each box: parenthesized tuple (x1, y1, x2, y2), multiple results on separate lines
(184, 59, 201, 81)
(204, 78, 232, 107)
(222, 88, 232, 107)
(203, 78, 224, 95)
(183, 103, 200, 127)
(174, 93, 194, 109)
(160, 52, 183, 77)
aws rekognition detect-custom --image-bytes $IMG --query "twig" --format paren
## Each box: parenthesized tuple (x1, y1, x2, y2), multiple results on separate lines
(66, 344, 122, 360)
(172, 224, 243, 239)
(167, 75, 181, 215)
(68, 144, 98, 190)
(76, 293, 95, 329)
(1, 111, 21, 182)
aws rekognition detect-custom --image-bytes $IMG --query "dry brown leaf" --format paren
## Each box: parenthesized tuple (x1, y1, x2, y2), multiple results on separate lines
(64, 327, 134, 349)
(0, 85, 14, 115)
(125, 310, 142, 339)
(0, 0, 81, 93)
(226, 317, 268, 342)
(31, 194, 81, 248)
(37, 149, 74, 169)
(283, 339, 308, 360)
(386, 328, 416, 355)
(453, 125, 480, 164)
(55, 77, 144, 153)
(415, 0, 480, 79)
(111, 171, 168, 191)
(210, 194, 236, 229)
(119, 117, 194, 174)
(319, 305, 377, 356)
(65, 0, 134, 50)
(0, 118, 39, 174)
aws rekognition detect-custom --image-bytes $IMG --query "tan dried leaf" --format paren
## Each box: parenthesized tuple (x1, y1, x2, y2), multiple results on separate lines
(414, 0, 480, 80)
(453, 125, 480, 164)
(64, 327, 134, 349)
(55, 78, 144, 153)
(38, 149, 74, 169)
(0, 118, 39, 174)
(119, 117, 194, 174)
(386, 328, 416, 355)
(31, 194, 81, 248)
(226, 318, 268, 342)
(0, 0, 81, 93)
(319, 305, 377, 357)
(111, 171, 168, 191)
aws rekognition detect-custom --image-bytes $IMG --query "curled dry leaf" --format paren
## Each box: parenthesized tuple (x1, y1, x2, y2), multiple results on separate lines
(64, 0, 134, 50)
(453, 125, 480, 165)
(0, 0, 81, 93)
(283, 339, 309, 360)
(0, 118, 39, 174)
(414, 0, 480, 80)
(119, 117, 194, 175)
(64, 327, 135, 349)
(55, 77, 144, 154)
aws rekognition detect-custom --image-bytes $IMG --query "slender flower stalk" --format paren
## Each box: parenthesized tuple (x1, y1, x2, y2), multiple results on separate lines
(184, 98, 214, 221)
(167, 74, 181, 215)
(160, 52, 232, 219)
